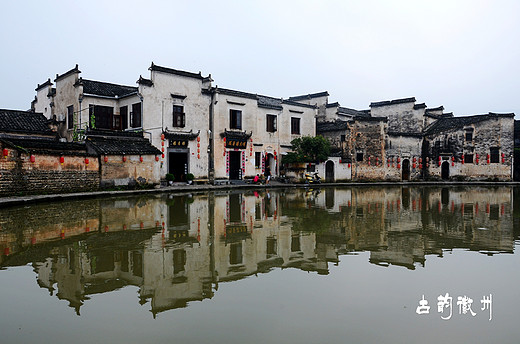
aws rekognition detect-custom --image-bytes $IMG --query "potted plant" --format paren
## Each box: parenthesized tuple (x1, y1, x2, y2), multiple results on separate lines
(166, 173, 175, 186)
(186, 173, 194, 185)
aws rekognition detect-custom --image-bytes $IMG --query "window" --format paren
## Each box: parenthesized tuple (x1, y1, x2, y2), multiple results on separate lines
(131, 103, 142, 128)
(490, 147, 500, 163)
(465, 131, 473, 142)
(356, 152, 364, 162)
(67, 105, 74, 129)
(120, 106, 128, 130)
(89, 105, 114, 129)
(465, 154, 474, 164)
(255, 152, 261, 168)
(340, 135, 346, 142)
(266, 114, 277, 132)
(230, 109, 242, 129)
(173, 105, 185, 128)
(291, 117, 300, 135)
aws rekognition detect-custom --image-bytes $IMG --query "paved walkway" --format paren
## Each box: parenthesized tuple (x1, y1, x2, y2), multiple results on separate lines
(0, 180, 518, 208)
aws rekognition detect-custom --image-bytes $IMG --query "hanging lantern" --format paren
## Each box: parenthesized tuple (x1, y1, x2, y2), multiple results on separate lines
(140, 156, 143, 163)
(60, 156, 65, 165)
(397, 157, 400, 163)
(397, 163, 401, 169)
(161, 133, 165, 141)
(419, 163, 423, 169)
(348, 163, 351, 168)
(451, 156, 455, 161)
(452, 162, 454, 167)
(155, 156, 159, 162)
(197, 136, 200, 142)
(412, 163, 416, 169)
(419, 157, 422, 163)
(197, 154, 200, 159)
(161, 147, 165, 152)
(122, 156, 127, 162)
(2, 148, 8, 157)
(197, 148, 200, 153)
(413, 157, 416, 163)
(162, 153, 165, 159)
(104, 156, 108, 163)
(223, 137, 226, 142)
(387, 163, 390, 167)
(30, 155, 35, 163)
(84, 158, 89, 165)
(161, 141, 165, 146)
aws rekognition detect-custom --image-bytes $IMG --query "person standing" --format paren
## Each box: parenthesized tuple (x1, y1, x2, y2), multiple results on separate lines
(265, 167, 271, 185)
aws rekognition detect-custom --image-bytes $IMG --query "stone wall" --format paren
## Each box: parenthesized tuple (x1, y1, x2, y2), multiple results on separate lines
(0, 145, 99, 196)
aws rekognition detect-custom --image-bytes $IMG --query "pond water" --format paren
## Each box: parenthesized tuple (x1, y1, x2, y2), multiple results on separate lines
(1, 186, 519, 344)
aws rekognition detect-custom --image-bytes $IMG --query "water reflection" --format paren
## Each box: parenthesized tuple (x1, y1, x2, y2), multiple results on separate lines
(0, 186, 518, 317)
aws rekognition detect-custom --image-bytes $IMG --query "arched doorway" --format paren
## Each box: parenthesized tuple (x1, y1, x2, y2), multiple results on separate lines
(441, 161, 450, 180)
(325, 160, 334, 182)
(402, 159, 410, 181)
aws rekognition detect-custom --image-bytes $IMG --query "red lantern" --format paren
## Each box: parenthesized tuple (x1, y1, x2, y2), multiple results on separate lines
(155, 156, 159, 162)
(223, 137, 226, 142)
(30, 155, 35, 163)
(397, 163, 401, 169)
(397, 157, 400, 163)
(197, 136, 200, 142)
(419, 163, 423, 169)
(438, 161, 441, 167)
(140, 156, 143, 163)
(84, 158, 89, 165)
(161, 147, 165, 152)
(502, 157, 505, 163)
(387, 163, 390, 167)
(452, 162, 454, 167)
(438, 156, 441, 161)
(451, 156, 455, 161)
(122, 156, 127, 162)
(419, 157, 422, 163)
(413, 157, 416, 163)
(2, 148, 8, 157)
(162, 153, 165, 159)
(161, 133, 165, 141)
(348, 163, 351, 168)
(161, 141, 165, 146)
(60, 156, 64, 164)
(104, 156, 108, 163)
(412, 163, 416, 169)
(197, 154, 200, 159)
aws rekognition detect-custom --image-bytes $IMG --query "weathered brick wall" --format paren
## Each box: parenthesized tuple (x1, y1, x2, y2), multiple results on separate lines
(0, 145, 100, 196)
(425, 116, 514, 181)
(100, 154, 160, 188)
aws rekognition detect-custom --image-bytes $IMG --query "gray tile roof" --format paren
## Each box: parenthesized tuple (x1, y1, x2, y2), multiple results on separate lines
(0, 136, 88, 155)
(317, 120, 350, 132)
(0, 109, 53, 135)
(86, 130, 161, 155)
(79, 79, 138, 98)
(257, 95, 283, 110)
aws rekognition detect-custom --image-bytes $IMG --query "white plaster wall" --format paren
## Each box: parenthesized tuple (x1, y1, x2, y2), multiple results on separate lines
(140, 70, 211, 180)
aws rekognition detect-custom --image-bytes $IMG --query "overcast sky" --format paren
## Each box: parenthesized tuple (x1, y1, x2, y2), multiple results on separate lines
(1, 0, 518, 119)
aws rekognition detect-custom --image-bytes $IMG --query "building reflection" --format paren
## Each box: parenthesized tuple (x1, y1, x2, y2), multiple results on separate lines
(0, 186, 517, 315)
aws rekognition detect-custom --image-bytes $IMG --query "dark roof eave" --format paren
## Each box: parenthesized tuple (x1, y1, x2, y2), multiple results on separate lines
(288, 91, 329, 101)
(150, 63, 205, 80)
(370, 97, 416, 108)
